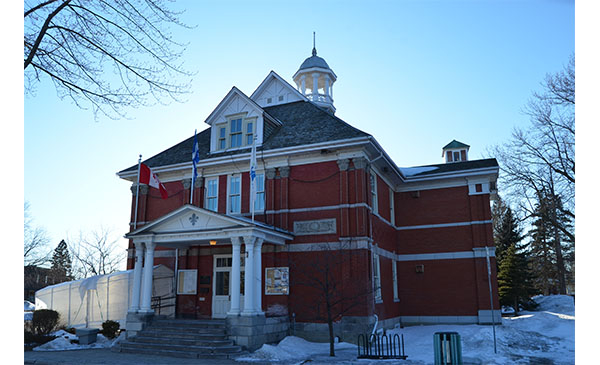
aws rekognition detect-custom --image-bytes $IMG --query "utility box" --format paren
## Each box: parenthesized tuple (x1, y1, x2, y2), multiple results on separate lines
(76, 328, 99, 345)
(434, 332, 463, 365)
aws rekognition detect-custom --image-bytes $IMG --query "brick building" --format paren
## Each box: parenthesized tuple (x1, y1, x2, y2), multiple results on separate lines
(117, 46, 500, 349)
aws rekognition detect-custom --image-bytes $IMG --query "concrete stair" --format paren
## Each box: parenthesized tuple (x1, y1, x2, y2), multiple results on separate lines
(117, 318, 247, 359)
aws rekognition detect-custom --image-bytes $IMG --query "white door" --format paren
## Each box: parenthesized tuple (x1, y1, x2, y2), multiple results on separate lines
(212, 255, 244, 318)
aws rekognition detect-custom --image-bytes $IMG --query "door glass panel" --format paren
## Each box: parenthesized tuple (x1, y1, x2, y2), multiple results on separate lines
(215, 272, 229, 296)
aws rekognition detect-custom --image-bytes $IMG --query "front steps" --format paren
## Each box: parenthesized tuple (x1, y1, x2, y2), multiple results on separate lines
(117, 318, 247, 359)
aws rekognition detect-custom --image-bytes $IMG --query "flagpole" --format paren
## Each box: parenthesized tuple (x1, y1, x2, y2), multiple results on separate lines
(133, 154, 142, 230)
(251, 134, 257, 223)
(191, 129, 198, 205)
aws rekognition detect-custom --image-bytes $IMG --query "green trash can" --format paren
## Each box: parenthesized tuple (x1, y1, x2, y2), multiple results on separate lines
(433, 332, 463, 365)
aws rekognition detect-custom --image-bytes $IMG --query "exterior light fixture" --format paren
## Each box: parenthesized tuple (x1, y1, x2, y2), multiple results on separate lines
(209, 240, 217, 246)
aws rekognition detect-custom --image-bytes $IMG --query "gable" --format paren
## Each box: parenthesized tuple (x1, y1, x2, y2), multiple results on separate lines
(129, 205, 248, 236)
(205, 87, 266, 151)
(251, 71, 305, 108)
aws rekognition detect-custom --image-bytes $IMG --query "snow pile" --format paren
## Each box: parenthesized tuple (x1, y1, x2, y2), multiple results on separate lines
(237, 295, 574, 364)
(533, 294, 574, 315)
(24, 301, 36, 311)
(32, 330, 121, 351)
(236, 336, 354, 362)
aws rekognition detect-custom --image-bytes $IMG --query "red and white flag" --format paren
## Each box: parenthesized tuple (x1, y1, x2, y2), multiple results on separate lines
(139, 163, 168, 199)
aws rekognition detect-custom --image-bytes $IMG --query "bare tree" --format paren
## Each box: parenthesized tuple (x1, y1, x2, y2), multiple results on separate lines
(493, 55, 574, 294)
(24, 0, 193, 120)
(289, 242, 375, 357)
(68, 227, 126, 278)
(24, 201, 51, 266)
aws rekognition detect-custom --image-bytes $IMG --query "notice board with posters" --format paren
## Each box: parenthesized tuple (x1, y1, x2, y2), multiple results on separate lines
(265, 267, 289, 295)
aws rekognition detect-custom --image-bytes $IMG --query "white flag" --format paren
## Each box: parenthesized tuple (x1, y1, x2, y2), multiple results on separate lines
(250, 134, 257, 221)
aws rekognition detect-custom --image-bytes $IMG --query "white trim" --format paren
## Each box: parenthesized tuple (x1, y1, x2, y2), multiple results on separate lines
(205, 177, 219, 212)
(392, 258, 399, 302)
(396, 247, 496, 262)
(265, 202, 370, 215)
(396, 220, 492, 231)
(227, 174, 242, 214)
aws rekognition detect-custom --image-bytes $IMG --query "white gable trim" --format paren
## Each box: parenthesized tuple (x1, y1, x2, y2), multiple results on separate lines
(203, 87, 266, 151)
(250, 71, 307, 108)
(125, 205, 293, 246)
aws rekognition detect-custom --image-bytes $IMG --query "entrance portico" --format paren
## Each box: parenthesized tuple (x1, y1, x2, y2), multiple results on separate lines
(125, 204, 292, 322)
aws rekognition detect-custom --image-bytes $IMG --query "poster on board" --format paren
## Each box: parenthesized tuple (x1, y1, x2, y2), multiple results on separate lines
(265, 267, 289, 295)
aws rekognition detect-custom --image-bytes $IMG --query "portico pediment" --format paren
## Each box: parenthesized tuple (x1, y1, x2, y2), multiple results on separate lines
(126, 205, 293, 247)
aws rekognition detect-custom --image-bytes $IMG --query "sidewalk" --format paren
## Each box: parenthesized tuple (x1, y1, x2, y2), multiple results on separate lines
(24, 349, 255, 365)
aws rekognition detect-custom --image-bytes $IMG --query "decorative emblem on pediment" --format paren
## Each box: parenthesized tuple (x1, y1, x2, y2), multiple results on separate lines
(189, 213, 199, 226)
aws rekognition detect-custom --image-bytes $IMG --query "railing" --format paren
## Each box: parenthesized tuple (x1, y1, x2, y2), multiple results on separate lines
(357, 333, 408, 360)
(151, 295, 176, 315)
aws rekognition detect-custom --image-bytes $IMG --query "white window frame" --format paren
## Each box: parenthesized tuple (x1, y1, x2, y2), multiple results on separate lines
(205, 177, 219, 212)
(217, 124, 227, 150)
(373, 251, 382, 303)
(244, 117, 256, 147)
(392, 260, 399, 302)
(370, 171, 378, 215)
(253, 172, 265, 212)
(228, 174, 241, 214)
(229, 118, 243, 148)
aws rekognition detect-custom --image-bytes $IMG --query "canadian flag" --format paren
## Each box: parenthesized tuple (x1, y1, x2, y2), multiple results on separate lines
(139, 163, 168, 199)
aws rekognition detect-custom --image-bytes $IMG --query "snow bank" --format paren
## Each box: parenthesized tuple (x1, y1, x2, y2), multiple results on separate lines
(533, 294, 574, 316)
(32, 330, 117, 351)
(236, 336, 354, 362)
(237, 295, 574, 364)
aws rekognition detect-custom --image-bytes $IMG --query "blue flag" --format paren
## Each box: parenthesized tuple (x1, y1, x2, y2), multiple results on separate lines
(192, 130, 200, 189)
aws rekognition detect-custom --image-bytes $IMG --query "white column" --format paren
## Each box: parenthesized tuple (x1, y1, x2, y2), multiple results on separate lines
(140, 241, 156, 313)
(129, 242, 145, 313)
(325, 76, 330, 98)
(228, 237, 242, 316)
(312, 73, 320, 98)
(242, 236, 256, 316)
(253, 238, 264, 315)
(301, 75, 306, 95)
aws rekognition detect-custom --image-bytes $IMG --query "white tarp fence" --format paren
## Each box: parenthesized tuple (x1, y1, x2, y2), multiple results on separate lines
(35, 265, 174, 329)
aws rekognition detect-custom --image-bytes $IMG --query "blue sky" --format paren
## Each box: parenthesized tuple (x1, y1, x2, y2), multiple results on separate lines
(21, 0, 575, 268)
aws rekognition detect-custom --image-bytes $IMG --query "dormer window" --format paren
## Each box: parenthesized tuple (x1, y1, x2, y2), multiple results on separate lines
(215, 115, 257, 151)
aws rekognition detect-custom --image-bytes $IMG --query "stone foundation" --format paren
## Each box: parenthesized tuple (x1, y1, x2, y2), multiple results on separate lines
(125, 311, 154, 339)
(226, 315, 289, 351)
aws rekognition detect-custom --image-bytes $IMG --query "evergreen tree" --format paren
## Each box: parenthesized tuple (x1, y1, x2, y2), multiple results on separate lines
(493, 202, 521, 268)
(50, 240, 72, 283)
(528, 191, 574, 295)
(494, 206, 536, 313)
(497, 242, 536, 314)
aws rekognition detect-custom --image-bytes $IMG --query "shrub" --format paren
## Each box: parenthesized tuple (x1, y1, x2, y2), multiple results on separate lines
(32, 309, 60, 335)
(101, 320, 120, 339)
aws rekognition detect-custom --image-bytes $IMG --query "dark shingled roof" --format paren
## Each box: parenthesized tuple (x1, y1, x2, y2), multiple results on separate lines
(119, 101, 369, 174)
(442, 140, 470, 150)
(404, 158, 499, 178)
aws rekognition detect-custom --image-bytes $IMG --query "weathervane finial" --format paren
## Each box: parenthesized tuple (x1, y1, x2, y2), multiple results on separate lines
(312, 32, 317, 56)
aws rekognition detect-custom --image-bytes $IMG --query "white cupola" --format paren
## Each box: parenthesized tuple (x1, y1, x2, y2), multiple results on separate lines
(292, 34, 337, 114)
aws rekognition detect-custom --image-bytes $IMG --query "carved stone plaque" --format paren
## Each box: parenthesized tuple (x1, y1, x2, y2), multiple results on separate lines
(293, 218, 337, 236)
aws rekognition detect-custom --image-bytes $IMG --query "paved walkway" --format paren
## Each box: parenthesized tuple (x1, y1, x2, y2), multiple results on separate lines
(24, 349, 254, 365)
(23, 347, 432, 365)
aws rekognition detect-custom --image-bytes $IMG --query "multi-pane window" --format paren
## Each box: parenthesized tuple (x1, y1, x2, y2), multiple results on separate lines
(218, 126, 226, 150)
(230, 119, 242, 148)
(253, 173, 265, 211)
(373, 252, 382, 302)
(370, 171, 378, 214)
(229, 175, 241, 214)
(205, 178, 218, 212)
(246, 122, 254, 146)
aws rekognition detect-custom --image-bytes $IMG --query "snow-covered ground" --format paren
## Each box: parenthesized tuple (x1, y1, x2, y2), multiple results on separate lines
(238, 295, 575, 364)
(31, 330, 125, 351)
(28, 295, 574, 364)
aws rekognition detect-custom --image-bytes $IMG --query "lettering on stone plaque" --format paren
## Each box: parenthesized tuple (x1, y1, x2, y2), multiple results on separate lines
(293, 218, 337, 236)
